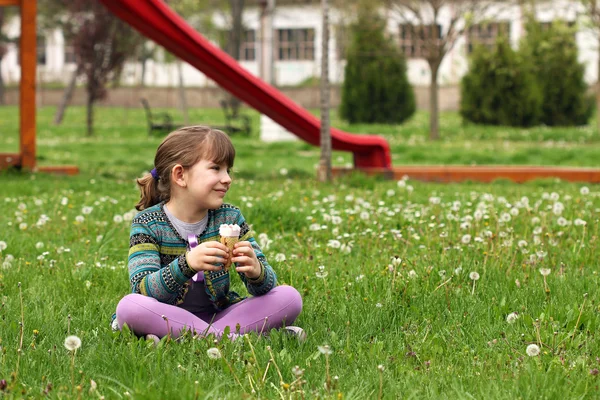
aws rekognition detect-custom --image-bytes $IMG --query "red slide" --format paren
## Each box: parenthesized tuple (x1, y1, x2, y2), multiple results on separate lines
(99, 0, 391, 169)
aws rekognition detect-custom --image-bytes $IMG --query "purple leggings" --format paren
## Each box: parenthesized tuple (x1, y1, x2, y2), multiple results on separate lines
(115, 285, 302, 339)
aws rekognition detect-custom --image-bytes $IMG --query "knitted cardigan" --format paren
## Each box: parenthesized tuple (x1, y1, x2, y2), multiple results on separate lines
(127, 202, 277, 310)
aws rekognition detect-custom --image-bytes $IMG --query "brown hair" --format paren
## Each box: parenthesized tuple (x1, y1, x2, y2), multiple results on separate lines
(135, 126, 235, 211)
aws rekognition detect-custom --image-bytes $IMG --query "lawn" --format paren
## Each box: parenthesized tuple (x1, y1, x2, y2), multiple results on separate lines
(0, 106, 599, 399)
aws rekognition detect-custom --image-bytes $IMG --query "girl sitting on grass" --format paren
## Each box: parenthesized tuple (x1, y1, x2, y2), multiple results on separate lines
(112, 126, 304, 343)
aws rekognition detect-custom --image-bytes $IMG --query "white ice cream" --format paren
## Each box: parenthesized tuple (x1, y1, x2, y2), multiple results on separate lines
(219, 224, 241, 237)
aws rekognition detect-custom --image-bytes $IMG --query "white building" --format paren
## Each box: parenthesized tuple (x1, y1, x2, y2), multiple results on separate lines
(1, 0, 599, 88)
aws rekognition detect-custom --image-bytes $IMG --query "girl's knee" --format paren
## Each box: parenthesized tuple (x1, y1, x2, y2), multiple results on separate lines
(273, 285, 303, 313)
(115, 293, 155, 328)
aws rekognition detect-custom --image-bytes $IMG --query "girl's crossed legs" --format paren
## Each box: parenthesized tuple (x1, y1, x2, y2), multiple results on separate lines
(115, 285, 302, 340)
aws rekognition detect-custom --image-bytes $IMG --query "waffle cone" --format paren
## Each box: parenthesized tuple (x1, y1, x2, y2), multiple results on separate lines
(221, 236, 238, 270)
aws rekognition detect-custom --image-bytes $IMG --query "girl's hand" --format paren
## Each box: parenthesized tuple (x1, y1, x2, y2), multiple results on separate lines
(186, 241, 230, 272)
(232, 241, 261, 279)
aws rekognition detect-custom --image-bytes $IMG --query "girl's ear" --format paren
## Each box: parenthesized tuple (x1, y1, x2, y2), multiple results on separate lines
(171, 164, 187, 188)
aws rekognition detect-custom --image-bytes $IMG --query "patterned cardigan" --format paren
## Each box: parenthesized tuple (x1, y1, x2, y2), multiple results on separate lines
(127, 202, 277, 310)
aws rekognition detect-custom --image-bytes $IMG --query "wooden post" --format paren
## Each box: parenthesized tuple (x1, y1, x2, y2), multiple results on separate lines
(20, 0, 36, 170)
(0, 0, 78, 174)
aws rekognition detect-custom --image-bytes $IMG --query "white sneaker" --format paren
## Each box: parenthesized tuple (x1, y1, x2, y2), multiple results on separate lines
(283, 326, 307, 343)
(145, 334, 160, 345)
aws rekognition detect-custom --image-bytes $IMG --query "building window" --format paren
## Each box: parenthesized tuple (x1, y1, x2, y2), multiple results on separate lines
(466, 22, 510, 53)
(276, 28, 315, 60)
(217, 29, 256, 61)
(398, 24, 441, 59)
(64, 44, 76, 64)
(240, 30, 256, 61)
(17, 35, 46, 65)
(37, 36, 46, 65)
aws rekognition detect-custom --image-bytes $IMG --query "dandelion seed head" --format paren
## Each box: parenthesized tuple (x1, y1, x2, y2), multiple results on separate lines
(506, 312, 518, 324)
(206, 347, 222, 359)
(539, 268, 551, 277)
(64, 335, 82, 351)
(526, 344, 540, 357)
(469, 271, 480, 281)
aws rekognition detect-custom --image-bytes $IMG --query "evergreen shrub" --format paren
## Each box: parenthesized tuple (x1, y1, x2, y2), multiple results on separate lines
(460, 37, 543, 127)
(340, 9, 415, 124)
(520, 20, 593, 126)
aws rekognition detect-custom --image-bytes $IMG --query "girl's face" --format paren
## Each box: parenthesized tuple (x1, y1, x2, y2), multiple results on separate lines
(184, 158, 232, 210)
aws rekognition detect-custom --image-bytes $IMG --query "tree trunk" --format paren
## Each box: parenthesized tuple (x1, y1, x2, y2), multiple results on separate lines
(0, 56, 4, 106)
(227, 0, 245, 117)
(86, 90, 94, 137)
(54, 68, 78, 125)
(177, 60, 189, 125)
(429, 63, 440, 141)
(597, 44, 600, 136)
(318, 0, 332, 182)
(140, 58, 147, 88)
(0, 9, 5, 105)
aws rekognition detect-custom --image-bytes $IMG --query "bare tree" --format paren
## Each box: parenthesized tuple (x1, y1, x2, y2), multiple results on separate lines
(579, 0, 600, 134)
(385, 0, 500, 140)
(68, 1, 137, 136)
(319, 0, 332, 182)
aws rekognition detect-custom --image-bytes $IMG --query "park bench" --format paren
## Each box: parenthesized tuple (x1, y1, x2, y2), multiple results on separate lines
(141, 98, 252, 137)
(141, 98, 179, 136)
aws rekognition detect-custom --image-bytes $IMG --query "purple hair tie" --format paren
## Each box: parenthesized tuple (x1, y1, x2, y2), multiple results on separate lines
(150, 168, 159, 181)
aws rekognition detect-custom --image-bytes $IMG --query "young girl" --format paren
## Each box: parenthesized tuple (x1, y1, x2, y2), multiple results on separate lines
(113, 126, 304, 342)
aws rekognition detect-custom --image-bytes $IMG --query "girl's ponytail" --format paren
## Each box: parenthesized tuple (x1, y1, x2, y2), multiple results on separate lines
(135, 172, 160, 211)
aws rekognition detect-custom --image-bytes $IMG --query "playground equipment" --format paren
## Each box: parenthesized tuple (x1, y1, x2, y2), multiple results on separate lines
(0, 0, 77, 174)
(98, 0, 600, 183)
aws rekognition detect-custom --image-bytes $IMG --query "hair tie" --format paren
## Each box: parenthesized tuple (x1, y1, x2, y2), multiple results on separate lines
(150, 168, 160, 181)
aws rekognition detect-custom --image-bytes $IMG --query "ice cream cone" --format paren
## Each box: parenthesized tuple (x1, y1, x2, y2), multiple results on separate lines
(220, 236, 238, 270)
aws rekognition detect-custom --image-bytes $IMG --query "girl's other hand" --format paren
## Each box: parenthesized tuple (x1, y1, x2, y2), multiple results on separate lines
(186, 241, 230, 272)
(232, 241, 261, 279)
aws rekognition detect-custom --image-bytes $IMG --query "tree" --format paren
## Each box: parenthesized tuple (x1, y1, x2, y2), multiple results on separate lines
(460, 37, 543, 127)
(319, 0, 332, 182)
(384, 0, 501, 140)
(521, 17, 593, 126)
(38, 0, 140, 128)
(579, 0, 600, 133)
(340, 5, 415, 124)
(63, 1, 137, 136)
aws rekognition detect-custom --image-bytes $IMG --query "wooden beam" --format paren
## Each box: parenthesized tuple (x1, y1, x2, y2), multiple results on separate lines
(19, 0, 36, 170)
(36, 165, 80, 175)
(0, 0, 20, 6)
(0, 153, 22, 169)
(332, 166, 600, 184)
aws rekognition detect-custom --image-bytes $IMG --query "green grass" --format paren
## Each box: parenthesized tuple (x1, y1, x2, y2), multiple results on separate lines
(0, 106, 599, 399)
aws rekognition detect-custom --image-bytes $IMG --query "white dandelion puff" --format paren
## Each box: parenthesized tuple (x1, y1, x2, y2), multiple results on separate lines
(206, 347, 222, 359)
(526, 344, 540, 357)
(539, 268, 551, 277)
(469, 271, 480, 281)
(274, 253, 286, 262)
(318, 345, 332, 355)
(64, 335, 82, 351)
(506, 312, 518, 324)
